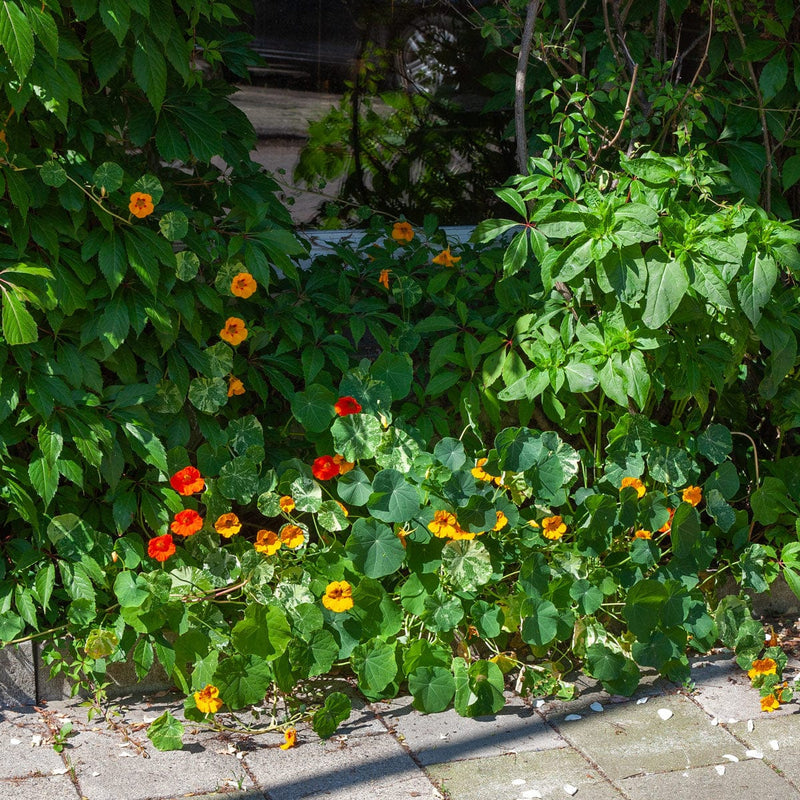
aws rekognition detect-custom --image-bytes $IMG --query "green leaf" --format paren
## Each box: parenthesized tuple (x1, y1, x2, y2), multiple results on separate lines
(441, 539, 493, 592)
(291, 384, 336, 433)
(422, 592, 464, 633)
(114, 571, 150, 608)
(751, 476, 794, 525)
(40, 160, 67, 187)
(231, 605, 291, 661)
(433, 438, 466, 471)
(697, 424, 732, 464)
(472, 218, 520, 243)
(33, 563, 55, 611)
(345, 518, 405, 578)
(453, 658, 505, 717)
(130, 174, 164, 204)
(93, 162, 123, 194)
(623, 579, 667, 638)
(738, 253, 777, 327)
(408, 666, 456, 713)
(495, 427, 542, 471)
(317, 500, 350, 532)
(175, 250, 200, 281)
(217, 457, 259, 504)
(132, 34, 166, 110)
(312, 692, 351, 739)
(585, 643, 641, 695)
(642, 250, 688, 329)
(2, 290, 38, 345)
(503, 229, 529, 276)
(27, 457, 58, 509)
(159, 211, 189, 241)
(569, 579, 603, 615)
(371, 352, 413, 400)
(520, 597, 560, 646)
(367, 469, 420, 523)
(759, 50, 788, 101)
(0, 0, 34, 80)
(214, 654, 271, 709)
(84, 629, 119, 659)
(337, 469, 373, 506)
(351, 639, 398, 693)
(331, 414, 383, 461)
(146, 711, 184, 751)
(188, 377, 228, 413)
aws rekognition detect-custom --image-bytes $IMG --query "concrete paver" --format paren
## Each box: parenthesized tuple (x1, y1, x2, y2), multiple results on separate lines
(548, 692, 744, 780)
(243, 731, 442, 800)
(0, 775, 79, 800)
(374, 694, 566, 766)
(426, 747, 624, 800)
(0, 709, 66, 779)
(619, 758, 800, 800)
(726, 713, 800, 787)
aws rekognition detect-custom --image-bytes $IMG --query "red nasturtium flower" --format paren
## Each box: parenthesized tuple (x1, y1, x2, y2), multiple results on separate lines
(322, 580, 354, 612)
(171, 508, 203, 537)
(432, 247, 461, 267)
(214, 513, 241, 538)
(129, 191, 154, 218)
(194, 684, 223, 714)
(280, 728, 297, 749)
(312, 455, 340, 480)
(220, 317, 248, 346)
(227, 376, 245, 397)
(334, 396, 362, 416)
(148, 534, 176, 562)
(170, 466, 205, 495)
(230, 272, 257, 298)
(391, 221, 414, 244)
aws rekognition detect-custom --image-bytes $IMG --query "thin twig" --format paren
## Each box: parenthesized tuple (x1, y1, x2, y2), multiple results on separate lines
(515, 0, 542, 174)
(732, 430, 760, 541)
(594, 63, 639, 159)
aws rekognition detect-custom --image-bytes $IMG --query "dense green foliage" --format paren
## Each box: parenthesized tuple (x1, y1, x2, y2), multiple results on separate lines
(1, 0, 799, 750)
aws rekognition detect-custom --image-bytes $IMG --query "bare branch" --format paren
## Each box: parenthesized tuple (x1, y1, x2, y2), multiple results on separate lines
(592, 63, 639, 162)
(515, 0, 542, 174)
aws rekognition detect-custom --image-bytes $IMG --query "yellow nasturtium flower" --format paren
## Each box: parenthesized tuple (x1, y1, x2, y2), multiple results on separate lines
(194, 684, 223, 714)
(323, 580, 354, 612)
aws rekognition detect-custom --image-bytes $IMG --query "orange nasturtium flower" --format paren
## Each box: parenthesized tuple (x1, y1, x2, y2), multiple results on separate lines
(280, 524, 305, 549)
(471, 458, 502, 486)
(620, 476, 646, 498)
(333, 454, 354, 475)
(148, 534, 176, 562)
(129, 191, 154, 218)
(254, 529, 281, 556)
(634, 529, 652, 540)
(227, 376, 245, 397)
(280, 727, 297, 750)
(214, 513, 241, 538)
(230, 271, 257, 298)
(658, 507, 675, 534)
(334, 396, 362, 416)
(194, 684, 223, 714)
(171, 508, 203, 537)
(379, 268, 391, 289)
(336, 501, 349, 517)
(432, 247, 461, 267)
(682, 485, 702, 507)
(220, 317, 248, 346)
(761, 694, 780, 712)
(170, 466, 205, 495)
(279, 496, 296, 513)
(541, 515, 567, 540)
(748, 658, 778, 680)
(493, 510, 508, 532)
(312, 455, 339, 480)
(323, 580, 354, 612)
(391, 221, 414, 244)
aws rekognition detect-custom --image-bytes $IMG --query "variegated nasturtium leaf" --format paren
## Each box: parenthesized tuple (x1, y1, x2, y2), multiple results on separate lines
(176, 250, 200, 280)
(188, 377, 228, 413)
(93, 161, 124, 193)
(332, 413, 383, 461)
(441, 539, 493, 592)
(218, 457, 259, 504)
(159, 210, 189, 241)
(317, 500, 349, 531)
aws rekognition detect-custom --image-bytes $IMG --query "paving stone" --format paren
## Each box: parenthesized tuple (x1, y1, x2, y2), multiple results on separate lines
(618, 758, 800, 800)
(548, 693, 742, 780)
(0, 643, 37, 706)
(426, 747, 624, 800)
(0, 709, 66, 779)
(373, 695, 565, 766)
(727, 713, 800, 787)
(243, 731, 441, 799)
(0, 774, 80, 800)
(64, 724, 250, 800)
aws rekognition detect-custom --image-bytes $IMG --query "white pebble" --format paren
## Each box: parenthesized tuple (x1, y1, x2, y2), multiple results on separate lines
(521, 791, 543, 799)
(563, 784, 578, 796)
(590, 702, 604, 712)
(769, 740, 779, 751)
(512, 779, 526, 786)
(9, 738, 20, 746)
(745, 750, 764, 760)
(30, 735, 42, 747)
(728, 718, 738, 724)
(564, 714, 582, 721)
(710, 718, 719, 726)
(636, 697, 649, 704)
(747, 720, 754, 732)
(657, 708, 673, 720)
(92, 771, 100, 777)
(534, 699, 545, 709)
(715, 765, 725, 776)
(722, 754, 739, 762)
(51, 767, 69, 775)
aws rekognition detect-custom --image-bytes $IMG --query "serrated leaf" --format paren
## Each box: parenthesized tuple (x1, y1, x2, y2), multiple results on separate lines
(2, 290, 38, 344)
(0, 0, 34, 81)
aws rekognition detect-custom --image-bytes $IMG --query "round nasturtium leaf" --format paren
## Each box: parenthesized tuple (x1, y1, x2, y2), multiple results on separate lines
(408, 666, 456, 713)
(345, 518, 405, 578)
